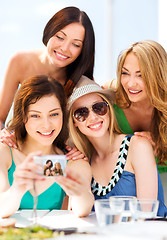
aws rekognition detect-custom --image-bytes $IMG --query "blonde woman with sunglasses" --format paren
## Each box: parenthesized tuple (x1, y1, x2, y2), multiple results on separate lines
(64, 75, 167, 217)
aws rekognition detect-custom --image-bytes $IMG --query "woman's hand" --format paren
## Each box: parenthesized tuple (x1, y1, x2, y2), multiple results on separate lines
(13, 152, 44, 193)
(134, 131, 155, 148)
(55, 163, 94, 217)
(56, 160, 93, 217)
(55, 167, 90, 196)
(0, 128, 17, 148)
(65, 145, 88, 161)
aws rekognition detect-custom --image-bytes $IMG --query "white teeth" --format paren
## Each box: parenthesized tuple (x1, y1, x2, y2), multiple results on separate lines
(129, 90, 141, 94)
(89, 123, 101, 129)
(40, 131, 53, 136)
(56, 52, 68, 59)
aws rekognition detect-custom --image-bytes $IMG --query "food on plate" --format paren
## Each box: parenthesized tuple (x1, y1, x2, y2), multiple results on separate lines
(0, 224, 64, 239)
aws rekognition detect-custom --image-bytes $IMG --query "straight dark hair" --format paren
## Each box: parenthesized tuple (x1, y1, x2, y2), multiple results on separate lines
(42, 6, 95, 96)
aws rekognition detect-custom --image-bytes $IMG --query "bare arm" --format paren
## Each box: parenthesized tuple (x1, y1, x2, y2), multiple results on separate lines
(55, 160, 94, 217)
(0, 53, 23, 128)
(129, 136, 157, 199)
(0, 144, 23, 217)
(0, 52, 37, 147)
(0, 148, 43, 218)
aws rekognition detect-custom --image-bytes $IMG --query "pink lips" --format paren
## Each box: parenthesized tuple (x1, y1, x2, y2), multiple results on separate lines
(88, 121, 103, 131)
(128, 89, 142, 95)
(54, 51, 69, 60)
(37, 130, 54, 138)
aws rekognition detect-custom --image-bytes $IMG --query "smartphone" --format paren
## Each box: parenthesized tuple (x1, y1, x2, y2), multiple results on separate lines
(34, 155, 67, 177)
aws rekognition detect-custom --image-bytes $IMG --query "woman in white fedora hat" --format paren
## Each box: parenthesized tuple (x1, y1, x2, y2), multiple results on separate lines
(64, 75, 167, 217)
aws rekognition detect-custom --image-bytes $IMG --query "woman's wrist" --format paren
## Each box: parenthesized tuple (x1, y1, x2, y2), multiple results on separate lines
(11, 182, 27, 197)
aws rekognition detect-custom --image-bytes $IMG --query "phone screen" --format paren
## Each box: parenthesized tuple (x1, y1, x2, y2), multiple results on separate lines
(34, 155, 67, 177)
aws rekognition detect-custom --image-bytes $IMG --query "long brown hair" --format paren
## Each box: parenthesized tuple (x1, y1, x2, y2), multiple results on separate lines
(116, 40, 167, 163)
(43, 6, 95, 96)
(8, 75, 69, 150)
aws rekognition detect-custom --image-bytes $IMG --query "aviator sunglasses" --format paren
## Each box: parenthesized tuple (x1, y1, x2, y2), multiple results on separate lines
(73, 101, 109, 122)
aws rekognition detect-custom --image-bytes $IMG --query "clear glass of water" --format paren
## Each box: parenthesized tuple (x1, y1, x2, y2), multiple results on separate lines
(129, 199, 159, 221)
(95, 199, 125, 227)
(109, 196, 137, 222)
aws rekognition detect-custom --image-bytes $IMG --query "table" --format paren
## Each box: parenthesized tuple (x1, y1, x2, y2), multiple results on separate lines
(10, 210, 167, 240)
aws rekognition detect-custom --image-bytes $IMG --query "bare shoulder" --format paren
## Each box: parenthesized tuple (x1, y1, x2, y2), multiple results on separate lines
(0, 142, 12, 168)
(0, 142, 11, 153)
(67, 159, 92, 176)
(6, 49, 45, 82)
(10, 49, 43, 66)
(130, 135, 153, 150)
(116, 134, 151, 150)
(68, 159, 91, 169)
(128, 135, 155, 166)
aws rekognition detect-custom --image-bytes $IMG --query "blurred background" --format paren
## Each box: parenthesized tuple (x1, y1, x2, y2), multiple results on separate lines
(0, 0, 166, 87)
(0, 0, 167, 203)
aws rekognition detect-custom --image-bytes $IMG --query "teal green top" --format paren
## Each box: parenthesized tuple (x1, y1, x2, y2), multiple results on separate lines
(8, 147, 65, 210)
(113, 104, 167, 173)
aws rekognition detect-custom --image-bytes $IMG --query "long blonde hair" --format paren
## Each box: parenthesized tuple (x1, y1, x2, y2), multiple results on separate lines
(116, 40, 167, 164)
(69, 93, 120, 160)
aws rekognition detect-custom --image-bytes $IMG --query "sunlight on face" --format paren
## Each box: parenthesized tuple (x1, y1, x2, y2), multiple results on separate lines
(25, 95, 63, 146)
(72, 93, 110, 139)
(47, 22, 85, 67)
(121, 52, 148, 103)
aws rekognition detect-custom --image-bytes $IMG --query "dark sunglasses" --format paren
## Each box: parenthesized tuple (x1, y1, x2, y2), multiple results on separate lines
(73, 101, 109, 122)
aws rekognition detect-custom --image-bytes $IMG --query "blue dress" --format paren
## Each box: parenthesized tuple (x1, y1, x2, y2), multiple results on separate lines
(91, 135, 167, 217)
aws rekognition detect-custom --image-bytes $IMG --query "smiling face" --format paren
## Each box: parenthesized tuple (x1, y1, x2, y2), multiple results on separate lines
(121, 52, 148, 103)
(46, 160, 53, 167)
(55, 162, 61, 170)
(51, 168, 56, 176)
(72, 93, 110, 140)
(25, 95, 63, 147)
(45, 168, 51, 176)
(46, 22, 85, 68)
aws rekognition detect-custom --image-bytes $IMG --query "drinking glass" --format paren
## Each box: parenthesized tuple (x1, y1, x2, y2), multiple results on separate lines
(110, 195, 137, 222)
(129, 199, 159, 221)
(94, 199, 125, 227)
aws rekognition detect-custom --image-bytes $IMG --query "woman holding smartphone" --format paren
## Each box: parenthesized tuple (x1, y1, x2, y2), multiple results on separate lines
(0, 75, 94, 218)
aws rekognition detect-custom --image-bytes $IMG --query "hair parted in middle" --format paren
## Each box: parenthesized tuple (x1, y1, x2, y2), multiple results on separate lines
(68, 75, 120, 160)
(42, 6, 95, 96)
(8, 75, 69, 150)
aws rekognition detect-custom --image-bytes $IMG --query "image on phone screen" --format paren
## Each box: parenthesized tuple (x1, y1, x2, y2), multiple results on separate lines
(34, 155, 67, 177)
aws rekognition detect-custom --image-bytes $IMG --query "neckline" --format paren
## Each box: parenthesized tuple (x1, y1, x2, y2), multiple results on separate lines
(27, 182, 58, 198)
(91, 135, 132, 195)
(114, 104, 134, 134)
